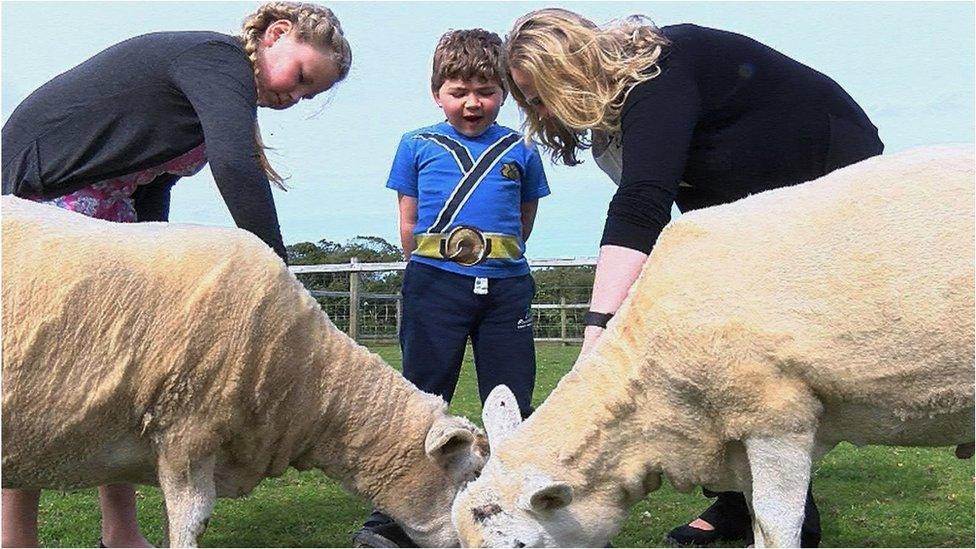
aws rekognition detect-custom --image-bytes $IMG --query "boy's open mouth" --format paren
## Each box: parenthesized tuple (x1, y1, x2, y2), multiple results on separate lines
(463, 115, 483, 122)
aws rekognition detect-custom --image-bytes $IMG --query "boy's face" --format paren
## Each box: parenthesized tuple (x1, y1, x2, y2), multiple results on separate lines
(433, 77, 504, 138)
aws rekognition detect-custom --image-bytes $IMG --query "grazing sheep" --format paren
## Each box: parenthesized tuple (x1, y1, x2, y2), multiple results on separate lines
(451, 145, 975, 548)
(1, 195, 486, 548)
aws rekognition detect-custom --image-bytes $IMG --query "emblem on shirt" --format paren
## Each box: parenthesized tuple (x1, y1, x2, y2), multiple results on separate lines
(501, 162, 521, 181)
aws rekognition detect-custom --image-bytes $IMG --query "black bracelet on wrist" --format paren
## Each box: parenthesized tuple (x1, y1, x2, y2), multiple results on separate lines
(582, 311, 614, 329)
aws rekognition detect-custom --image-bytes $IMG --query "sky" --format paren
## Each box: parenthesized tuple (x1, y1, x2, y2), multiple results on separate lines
(2, 1, 974, 259)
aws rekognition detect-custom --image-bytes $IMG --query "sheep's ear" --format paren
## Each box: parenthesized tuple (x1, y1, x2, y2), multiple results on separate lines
(518, 476, 573, 514)
(425, 417, 481, 479)
(483, 384, 522, 449)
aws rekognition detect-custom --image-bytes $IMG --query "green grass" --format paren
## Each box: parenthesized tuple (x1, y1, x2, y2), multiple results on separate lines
(35, 343, 974, 547)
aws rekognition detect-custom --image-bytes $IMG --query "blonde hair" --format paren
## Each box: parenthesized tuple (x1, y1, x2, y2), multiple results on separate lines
(503, 8, 669, 165)
(240, 1, 352, 188)
(431, 29, 506, 95)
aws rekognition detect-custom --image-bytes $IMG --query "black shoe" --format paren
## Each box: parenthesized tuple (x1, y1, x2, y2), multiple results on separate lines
(668, 485, 820, 547)
(666, 522, 819, 547)
(352, 511, 418, 548)
(665, 523, 752, 546)
(666, 493, 752, 546)
(801, 531, 821, 548)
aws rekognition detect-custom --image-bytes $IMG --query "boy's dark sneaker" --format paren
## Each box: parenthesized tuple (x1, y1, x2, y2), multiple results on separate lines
(352, 511, 418, 548)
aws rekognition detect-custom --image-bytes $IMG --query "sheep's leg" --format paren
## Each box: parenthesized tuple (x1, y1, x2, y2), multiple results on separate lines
(161, 498, 170, 547)
(157, 454, 216, 548)
(744, 433, 813, 548)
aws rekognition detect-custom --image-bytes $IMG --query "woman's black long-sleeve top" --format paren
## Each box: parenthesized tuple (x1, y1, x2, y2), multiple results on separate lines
(602, 24, 883, 253)
(1, 31, 288, 260)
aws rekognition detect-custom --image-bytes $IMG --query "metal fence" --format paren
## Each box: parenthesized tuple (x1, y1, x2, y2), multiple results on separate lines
(289, 258, 597, 343)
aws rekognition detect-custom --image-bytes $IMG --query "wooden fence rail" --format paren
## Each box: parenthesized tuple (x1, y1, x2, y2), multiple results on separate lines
(291, 257, 597, 343)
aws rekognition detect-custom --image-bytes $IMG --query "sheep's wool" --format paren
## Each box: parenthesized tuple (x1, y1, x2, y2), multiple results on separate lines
(454, 145, 975, 548)
(1, 198, 447, 495)
(536, 143, 973, 463)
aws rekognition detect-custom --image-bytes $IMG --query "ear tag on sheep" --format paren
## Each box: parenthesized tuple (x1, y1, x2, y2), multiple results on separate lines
(473, 277, 488, 295)
(483, 384, 521, 448)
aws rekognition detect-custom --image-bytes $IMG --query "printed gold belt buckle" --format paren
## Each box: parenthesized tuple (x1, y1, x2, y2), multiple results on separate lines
(440, 226, 492, 266)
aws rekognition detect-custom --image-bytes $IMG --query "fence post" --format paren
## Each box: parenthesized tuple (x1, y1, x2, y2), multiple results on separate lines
(349, 257, 359, 341)
(395, 295, 402, 338)
(559, 296, 567, 345)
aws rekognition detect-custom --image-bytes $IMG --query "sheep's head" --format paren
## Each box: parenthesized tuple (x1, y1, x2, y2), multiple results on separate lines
(381, 411, 489, 547)
(451, 386, 623, 547)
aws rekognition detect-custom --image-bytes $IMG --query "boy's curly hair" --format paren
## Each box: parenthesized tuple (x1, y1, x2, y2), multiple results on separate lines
(431, 29, 507, 95)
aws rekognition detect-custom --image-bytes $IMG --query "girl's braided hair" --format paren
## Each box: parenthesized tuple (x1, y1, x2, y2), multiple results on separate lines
(239, 2, 352, 188)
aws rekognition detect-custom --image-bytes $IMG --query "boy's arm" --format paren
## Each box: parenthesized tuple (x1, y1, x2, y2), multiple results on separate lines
(520, 200, 539, 241)
(397, 193, 418, 259)
(385, 134, 419, 259)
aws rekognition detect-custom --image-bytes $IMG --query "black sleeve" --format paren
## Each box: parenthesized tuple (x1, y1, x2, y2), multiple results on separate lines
(133, 173, 179, 222)
(169, 42, 288, 261)
(601, 66, 701, 254)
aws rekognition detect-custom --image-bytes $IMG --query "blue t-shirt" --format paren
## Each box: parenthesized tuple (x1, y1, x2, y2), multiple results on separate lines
(386, 121, 550, 278)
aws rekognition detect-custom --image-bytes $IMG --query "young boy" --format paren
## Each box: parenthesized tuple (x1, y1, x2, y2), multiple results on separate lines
(352, 28, 550, 548)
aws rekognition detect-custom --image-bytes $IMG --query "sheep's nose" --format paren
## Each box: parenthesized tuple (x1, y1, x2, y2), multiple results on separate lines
(514, 542, 526, 548)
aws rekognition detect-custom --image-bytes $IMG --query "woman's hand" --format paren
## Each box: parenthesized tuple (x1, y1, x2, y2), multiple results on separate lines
(578, 245, 649, 360)
(580, 325, 605, 357)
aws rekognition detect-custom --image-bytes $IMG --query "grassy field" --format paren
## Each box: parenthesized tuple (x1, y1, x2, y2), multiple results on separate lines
(35, 343, 974, 547)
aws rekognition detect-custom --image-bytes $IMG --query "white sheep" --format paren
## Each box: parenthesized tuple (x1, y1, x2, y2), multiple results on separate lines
(451, 145, 975, 548)
(1, 195, 487, 548)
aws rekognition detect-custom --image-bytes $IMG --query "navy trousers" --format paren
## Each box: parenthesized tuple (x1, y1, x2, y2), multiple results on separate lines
(399, 261, 536, 417)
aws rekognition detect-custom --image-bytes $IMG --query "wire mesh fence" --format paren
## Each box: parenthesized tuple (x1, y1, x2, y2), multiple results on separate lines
(292, 258, 596, 343)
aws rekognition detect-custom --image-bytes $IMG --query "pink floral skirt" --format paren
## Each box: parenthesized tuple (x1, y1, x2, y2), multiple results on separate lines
(33, 143, 208, 222)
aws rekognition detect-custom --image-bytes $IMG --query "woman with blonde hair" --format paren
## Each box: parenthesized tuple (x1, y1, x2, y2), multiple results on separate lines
(2, 2, 350, 546)
(504, 8, 883, 547)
